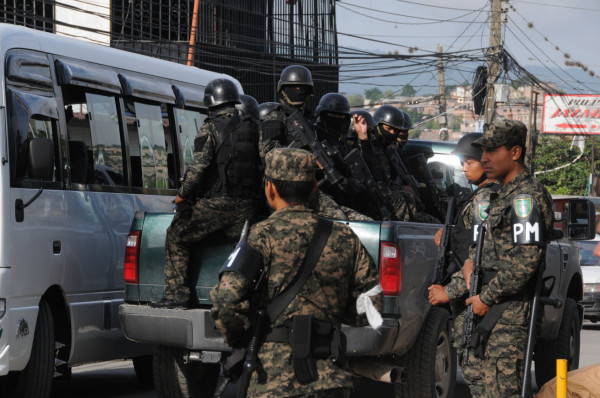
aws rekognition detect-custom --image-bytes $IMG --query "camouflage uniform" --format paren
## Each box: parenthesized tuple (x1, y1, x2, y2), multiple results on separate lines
(211, 148, 383, 398)
(164, 106, 257, 303)
(260, 103, 371, 221)
(462, 121, 554, 397)
(442, 182, 499, 394)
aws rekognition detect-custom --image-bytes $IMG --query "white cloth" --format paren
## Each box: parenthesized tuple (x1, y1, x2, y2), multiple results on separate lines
(356, 284, 383, 330)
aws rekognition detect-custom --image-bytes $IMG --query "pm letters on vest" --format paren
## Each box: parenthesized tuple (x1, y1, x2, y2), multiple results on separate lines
(511, 194, 543, 245)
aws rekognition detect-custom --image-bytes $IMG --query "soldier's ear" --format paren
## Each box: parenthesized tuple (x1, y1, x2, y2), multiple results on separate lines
(510, 145, 522, 161)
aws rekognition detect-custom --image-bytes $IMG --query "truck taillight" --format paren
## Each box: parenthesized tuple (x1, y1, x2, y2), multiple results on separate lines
(124, 231, 141, 284)
(380, 241, 402, 295)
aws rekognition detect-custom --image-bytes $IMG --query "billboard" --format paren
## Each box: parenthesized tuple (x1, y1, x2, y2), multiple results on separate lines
(542, 94, 600, 135)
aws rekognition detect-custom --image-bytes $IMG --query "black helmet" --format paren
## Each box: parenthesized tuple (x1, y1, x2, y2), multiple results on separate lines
(452, 132, 483, 160)
(235, 94, 259, 120)
(315, 93, 350, 117)
(258, 102, 280, 121)
(373, 105, 411, 130)
(277, 65, 314, 93)
(203, 78, 241, 109)
(350, 110, 376, 129)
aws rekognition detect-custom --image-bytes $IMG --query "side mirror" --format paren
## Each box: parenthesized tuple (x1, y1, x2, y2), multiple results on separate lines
(28, 138, 54, 180)
(567, 199, 596, 240)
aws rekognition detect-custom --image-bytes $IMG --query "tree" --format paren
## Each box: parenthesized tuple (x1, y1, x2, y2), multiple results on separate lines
(347, 94, 365, 107)
(451, 115, 463, 132)
(364, 88, 383, 105)
(400, 84, 416, 97)
(383, 90, 395, 99)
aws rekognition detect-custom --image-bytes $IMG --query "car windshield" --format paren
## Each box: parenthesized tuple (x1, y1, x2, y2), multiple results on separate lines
(578, 241, 600, 266)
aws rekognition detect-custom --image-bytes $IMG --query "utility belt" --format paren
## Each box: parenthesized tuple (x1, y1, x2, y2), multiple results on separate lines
(265, 315, 346, 384)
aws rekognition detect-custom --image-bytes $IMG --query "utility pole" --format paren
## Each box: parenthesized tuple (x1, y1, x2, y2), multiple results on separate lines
(484, 0, 504, 124)
(525, 89, 539, 172)
(437, 44, 449, 140)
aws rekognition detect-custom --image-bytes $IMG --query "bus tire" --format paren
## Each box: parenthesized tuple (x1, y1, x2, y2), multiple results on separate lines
(534, 298, 581, 388)
(2, 300, 55, 398)
(132, 354, 154, 388)
(153, 345, 219, 398)
(394, 307, 456, 398)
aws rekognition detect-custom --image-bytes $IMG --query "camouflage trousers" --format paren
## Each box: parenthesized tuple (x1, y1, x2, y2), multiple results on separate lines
(460, 300, 529, 398)
(388, 186, 416, 222)
(164, 197, 255, 302)
(308, 190, 372, 221)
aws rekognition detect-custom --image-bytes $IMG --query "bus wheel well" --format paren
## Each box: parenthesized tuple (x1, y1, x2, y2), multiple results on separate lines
(42, 286, 72, 375)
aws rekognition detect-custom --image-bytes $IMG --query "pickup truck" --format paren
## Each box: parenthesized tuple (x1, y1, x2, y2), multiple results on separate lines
(119, 145, 592, 398)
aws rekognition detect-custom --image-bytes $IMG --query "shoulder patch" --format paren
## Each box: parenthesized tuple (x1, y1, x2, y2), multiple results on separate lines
(511, 194, 543, 245)
(471, 191, 491, 243)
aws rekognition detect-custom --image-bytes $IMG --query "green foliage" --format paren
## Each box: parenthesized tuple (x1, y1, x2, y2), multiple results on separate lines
(347, 94, 365, 107)
(445, 85, 457, 96)
(383, 90, 395, 99)
(400, 84, 416, 97)
(425, 119, 440, 130)
(364, 88, 383, 104)
(534, 135, 600, 195)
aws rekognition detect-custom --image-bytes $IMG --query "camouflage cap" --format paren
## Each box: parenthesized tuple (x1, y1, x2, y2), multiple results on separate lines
(472, 119, 527, 149)
(264, 148, 317, 182)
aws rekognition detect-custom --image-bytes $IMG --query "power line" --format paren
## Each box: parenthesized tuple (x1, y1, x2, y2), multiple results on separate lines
(513, 0, 600, 12)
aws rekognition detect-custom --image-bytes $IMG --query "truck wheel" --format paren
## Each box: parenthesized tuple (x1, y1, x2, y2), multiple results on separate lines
(534, 298, 581, 388)
(394, 307, 456, 398)
(153, 345, 220, 398)
(1, 300, 55, 398)
(132, 355, 154, 387)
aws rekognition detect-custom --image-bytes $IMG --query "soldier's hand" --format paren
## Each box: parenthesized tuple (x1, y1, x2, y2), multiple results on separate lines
(353, 114, 368, 141)
(463, 259, 474, 289)
(428, 284, 449, 306)
(465, 295, 490, 316)
(434, 228, 443, 247)
(174, 195, 185, 205)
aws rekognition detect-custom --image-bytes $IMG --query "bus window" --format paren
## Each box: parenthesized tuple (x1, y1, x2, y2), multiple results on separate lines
(62, 87, 125, 187)
(7, 89, 61, 187)
(126, 101, 174, 189)
(173, 108, 206, 169)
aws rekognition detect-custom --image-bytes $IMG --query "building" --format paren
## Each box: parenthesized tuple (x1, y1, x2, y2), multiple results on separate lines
(0, 0, 339, 106)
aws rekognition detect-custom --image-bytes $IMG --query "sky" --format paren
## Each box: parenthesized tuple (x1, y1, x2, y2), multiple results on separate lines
(335, 0, 600, 96)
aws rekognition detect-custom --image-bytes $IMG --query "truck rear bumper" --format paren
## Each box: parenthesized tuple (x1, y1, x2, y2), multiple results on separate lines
(119, 304, 400, 356)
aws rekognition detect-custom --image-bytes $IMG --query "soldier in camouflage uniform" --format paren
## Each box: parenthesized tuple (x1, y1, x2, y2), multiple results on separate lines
(427, 132, 500, 394)
(211, 148, 383, 398)
(152, 80, 260, 309)
(260, 65, 370, 221)
(462, 120, 554, 397)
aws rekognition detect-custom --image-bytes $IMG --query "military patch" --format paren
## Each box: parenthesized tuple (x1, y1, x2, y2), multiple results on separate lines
(514, 198, 532, 218)
(472, 197, 490, 244)
(511, 194, 543, 245)
(478, 203, 489, 221)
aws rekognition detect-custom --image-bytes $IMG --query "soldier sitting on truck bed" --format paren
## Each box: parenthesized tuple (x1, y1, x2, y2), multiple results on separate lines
(151, 79, 261, 309)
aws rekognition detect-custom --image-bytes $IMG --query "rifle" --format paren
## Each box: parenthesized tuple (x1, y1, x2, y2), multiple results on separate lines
(430, 197, 457, 286)
(520, 263, 562, 398)
(237, 308, 269, 398)
(343, 148, 392, 221)
(460, 222, 486, 366)
(387, 148, 425, 211)
(286, 111, 346, 192)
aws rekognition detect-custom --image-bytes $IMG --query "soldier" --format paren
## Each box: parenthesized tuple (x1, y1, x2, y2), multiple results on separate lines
(427, 132, 500, 395)
(462, 120, 554, 397)
(152, 79, 260, 309)
(211, 147, 383, 398)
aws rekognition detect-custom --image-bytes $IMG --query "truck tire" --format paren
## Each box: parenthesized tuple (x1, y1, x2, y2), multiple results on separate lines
(1, 300, 55, 398)
(153, 345, 220, 398)
(394, 307, 456, 398)
(534, 298, 581, 388)
(132, 355, 154, 387)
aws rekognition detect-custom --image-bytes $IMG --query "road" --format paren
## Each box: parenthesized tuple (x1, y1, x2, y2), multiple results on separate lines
(50, 322, 600, 398)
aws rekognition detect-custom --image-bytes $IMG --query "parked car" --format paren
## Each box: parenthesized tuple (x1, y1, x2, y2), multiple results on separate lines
(578, 239, 600, 322)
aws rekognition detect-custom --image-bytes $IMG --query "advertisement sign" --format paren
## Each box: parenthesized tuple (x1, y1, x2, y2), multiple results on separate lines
(542, 94, 600, 135)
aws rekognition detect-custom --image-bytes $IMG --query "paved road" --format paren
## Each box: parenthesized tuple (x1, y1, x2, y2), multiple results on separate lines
(50, 321, 600, 398)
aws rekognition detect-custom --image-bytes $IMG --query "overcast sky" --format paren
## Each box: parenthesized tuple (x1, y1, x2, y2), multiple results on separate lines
(335, 0, 600, 95)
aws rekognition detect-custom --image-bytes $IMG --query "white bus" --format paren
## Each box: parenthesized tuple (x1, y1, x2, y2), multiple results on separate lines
(0, 23, 239, 397)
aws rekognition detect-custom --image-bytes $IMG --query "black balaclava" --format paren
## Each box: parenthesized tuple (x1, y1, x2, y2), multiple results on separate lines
(280, 86, 310, 108)
(318, 113, 351, 142)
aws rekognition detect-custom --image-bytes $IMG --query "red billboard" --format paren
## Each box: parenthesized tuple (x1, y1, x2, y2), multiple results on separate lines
(542, 94, 600, 135)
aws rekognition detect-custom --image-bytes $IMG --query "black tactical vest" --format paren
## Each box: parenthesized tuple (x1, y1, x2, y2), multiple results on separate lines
(203, 115, 260, 199)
